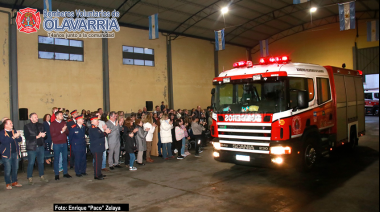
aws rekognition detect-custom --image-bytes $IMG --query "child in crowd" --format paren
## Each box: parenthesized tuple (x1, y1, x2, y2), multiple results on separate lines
(182, 119, 191, 156)
(174, 119, 185, 160)
(125, 131, 137, 171)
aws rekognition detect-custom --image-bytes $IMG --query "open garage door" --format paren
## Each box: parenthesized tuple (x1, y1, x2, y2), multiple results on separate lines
(356, 46, 379, 75)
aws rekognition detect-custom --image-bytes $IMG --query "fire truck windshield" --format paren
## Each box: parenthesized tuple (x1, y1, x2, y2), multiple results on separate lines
(214, 78, 287, 113)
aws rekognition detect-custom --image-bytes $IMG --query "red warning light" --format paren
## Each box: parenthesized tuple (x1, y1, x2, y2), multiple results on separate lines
(233, 61, 253, 68)
(259, 56, 290, 64)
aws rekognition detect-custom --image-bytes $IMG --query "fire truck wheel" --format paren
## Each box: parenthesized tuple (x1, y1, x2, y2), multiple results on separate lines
(349, 128, 358, 150)
(302, 137, 319, 172)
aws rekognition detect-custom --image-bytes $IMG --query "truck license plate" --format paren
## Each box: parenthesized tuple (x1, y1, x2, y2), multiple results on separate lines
(236, 155, 250, 162)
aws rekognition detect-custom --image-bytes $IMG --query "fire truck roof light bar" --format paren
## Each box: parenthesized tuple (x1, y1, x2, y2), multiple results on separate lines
(233, 61, 253, 68)
(260, 56, 290, 64)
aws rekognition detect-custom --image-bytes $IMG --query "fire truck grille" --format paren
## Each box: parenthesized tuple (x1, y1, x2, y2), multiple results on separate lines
(217, 124, 272, 141)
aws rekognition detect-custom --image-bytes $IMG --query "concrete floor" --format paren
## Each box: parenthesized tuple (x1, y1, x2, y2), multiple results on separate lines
(0, 116, 378, 212)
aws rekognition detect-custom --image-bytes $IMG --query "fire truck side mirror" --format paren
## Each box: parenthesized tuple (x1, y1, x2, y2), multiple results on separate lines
(211, 88, 215, 95)
(297, 90, 309, 110)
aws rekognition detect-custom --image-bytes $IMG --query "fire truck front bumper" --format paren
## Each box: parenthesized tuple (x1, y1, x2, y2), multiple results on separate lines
(212, 139, 301, 168)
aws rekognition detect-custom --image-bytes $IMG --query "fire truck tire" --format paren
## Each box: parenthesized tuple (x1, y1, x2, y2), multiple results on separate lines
(373, 106, 379, 116)
(349, 127, 358, 151)
(302, 136, 319, 172)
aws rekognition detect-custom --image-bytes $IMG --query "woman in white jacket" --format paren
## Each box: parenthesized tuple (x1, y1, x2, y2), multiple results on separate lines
(143, 114, 157, 163)
(160, 114, 174, 160)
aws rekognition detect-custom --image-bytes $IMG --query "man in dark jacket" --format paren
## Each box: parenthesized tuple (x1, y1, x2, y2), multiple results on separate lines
(193, 106, 202, 120)
(24, 113, 49, 185)
(89, 116, 111, 180)
(0, 119, 22, 190)
(125, 131, 137, 171)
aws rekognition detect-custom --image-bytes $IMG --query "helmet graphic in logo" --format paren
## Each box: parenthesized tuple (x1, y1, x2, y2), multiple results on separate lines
(16, 8, 41, 34)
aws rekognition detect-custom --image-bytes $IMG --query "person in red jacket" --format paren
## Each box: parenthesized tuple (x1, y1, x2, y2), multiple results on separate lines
(50, 111, 72, 181)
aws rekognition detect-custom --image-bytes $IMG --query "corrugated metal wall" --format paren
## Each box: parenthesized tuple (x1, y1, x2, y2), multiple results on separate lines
(357, 46, 379, 75)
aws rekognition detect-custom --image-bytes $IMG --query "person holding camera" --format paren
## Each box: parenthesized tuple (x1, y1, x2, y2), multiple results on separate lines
(191, 117, 205, 157)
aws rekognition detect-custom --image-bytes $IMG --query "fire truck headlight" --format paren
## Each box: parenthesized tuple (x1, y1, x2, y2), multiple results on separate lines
(270, 146, 292, 155)
(213, 152, 220, 158)
(271, 157, 284, 164)
(213, 142, 221, 150)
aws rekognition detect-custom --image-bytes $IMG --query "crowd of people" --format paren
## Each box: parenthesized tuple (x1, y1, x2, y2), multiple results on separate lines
(0, 101, 213, 190)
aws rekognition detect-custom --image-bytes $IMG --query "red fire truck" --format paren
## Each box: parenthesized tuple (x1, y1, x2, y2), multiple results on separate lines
(211, 56, 365, 170)
(364, 90, 379, 115)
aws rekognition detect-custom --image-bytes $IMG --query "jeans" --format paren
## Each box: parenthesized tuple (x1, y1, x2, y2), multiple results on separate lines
(162, 143, 172, 159)
(2, 153, 19, 184)
(59, 153, 62, 170)
(93, 150, 107, 169)
(181, 138, 186, 155)
(53, 143, 68, 175)
(129, 153, 135, 168)
(157, 133, 162, 156)
(27, 146, 45, 179)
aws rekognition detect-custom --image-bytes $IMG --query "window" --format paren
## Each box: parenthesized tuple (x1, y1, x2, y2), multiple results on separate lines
(38, 36, 84, 62)
(375, 93, 379, 99)
(317, 78, 331, 105)
(365, 93, 373, 100)
(122, 46, 155, 66)
(289, 78, 315, 101)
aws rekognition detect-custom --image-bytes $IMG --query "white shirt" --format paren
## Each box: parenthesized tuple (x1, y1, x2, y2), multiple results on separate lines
(110, 120, 116, 126)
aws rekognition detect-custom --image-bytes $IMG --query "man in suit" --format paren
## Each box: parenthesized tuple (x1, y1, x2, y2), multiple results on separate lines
(89, 116, 111, 180)
(68, 115, 88, 177)
(106, 112, 123, 170)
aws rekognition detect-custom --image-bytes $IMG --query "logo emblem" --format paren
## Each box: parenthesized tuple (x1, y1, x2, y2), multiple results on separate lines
(16, 8, 41, 34)
(292, 116, 302, 135)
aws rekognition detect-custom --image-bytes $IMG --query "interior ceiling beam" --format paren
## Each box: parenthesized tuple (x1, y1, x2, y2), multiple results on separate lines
(251, 10, 379, 53)
(251, 0, 302, 25)
(117, 0, 141, 21)
(220, 0, 292, 29)
(116, 0, 129, 11)
(168, 0, 222, 36)
(226, 3, 307, 43)
(226, 0, 366, 43)
(52, 0, 257, 40)
(172, 0, 282, 35)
